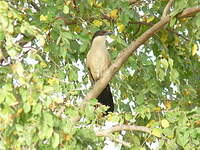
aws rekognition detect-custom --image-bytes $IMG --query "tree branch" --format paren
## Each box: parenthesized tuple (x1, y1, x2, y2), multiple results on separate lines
(71, 6, 200, 123)
(95, 124, 151, 148)
(161, 0, 174, 19)
(131, 21, 189, 41)
(55, 17, 77, 25)
(95, 124, 151, 137)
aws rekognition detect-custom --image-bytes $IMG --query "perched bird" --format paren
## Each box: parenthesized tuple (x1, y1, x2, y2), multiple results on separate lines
(86, 30, 114, 113)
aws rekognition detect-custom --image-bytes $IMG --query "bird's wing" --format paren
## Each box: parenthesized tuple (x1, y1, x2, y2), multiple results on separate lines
(85, 55, 95, 84)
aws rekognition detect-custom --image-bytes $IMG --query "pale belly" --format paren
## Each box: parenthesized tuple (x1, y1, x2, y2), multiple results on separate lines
(87, 50, 111, 81)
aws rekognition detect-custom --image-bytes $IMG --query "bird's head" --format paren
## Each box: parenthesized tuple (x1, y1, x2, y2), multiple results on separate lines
(91, 30, 113, 42)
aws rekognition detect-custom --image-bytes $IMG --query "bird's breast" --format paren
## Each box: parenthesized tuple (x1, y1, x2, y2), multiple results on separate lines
(87, 47, 111, 80)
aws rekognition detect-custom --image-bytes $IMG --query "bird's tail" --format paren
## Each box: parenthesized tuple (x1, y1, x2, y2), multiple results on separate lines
(97, 84, 114, 113)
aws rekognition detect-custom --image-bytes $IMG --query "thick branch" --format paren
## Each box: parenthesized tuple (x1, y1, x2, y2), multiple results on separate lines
(129, 0, 137, 4)
(132, 21, 189, 41)
(95, 124, 151, 137)
(161, 0, 174, 19)
(178, 6, 200, 18)
(71, 6, 200, 123)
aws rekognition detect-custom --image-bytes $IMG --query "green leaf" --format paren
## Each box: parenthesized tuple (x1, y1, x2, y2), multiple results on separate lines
(177, 133, 189, 147)
(58, 47, 67, 57)
(195, 13, 200, 27)
(5, 92, 16, 105)
(170, 69, 179, 83)
(43, 112, 54, 127)
(80, 42, 88, 53)
(0, 91, 5, 104)
(168, 58, 173, 69)
(158, 69, 165, 81)
(163, 128, 174, 138)
(23, 103, 31, 113)
(68, 68, 78, 81)
(170, 17, 176, 27)
(0, 30, 5, 40)
(152, 128, 162, 138)
(174, 0, 187, 11)
(136, 93, 144, 105)
(32, 103, 42, 115)
(125, 113, 132, 121)
(52, 132, 60, 148)
(160, 58, 168, 70)
(165, 140, 178, 150)
(39, 124, 53, 139)
(61, 32, 73, 40)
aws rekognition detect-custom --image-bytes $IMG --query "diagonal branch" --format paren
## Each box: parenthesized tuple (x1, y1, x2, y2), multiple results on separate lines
(131, 21, 189, 41)
(71, 6, 200, 123)
(161, 0, 174, 19)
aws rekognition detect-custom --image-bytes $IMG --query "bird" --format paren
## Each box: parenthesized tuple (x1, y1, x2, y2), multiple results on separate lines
(86, 30, 114, 113)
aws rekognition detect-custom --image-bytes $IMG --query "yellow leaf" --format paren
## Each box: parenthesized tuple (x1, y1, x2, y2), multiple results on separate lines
(174, 36, 179, 46)
(37, 35, 45, 46)
(96, 2, 102, 7)
(146, 120, 155, 128)
(74, 26, 81, 33)
(0, 1, 8, 10)
(117, 23, 125, 32)
(152, 128, 162, 137)
(192, 43, 198, 56)
(65, 134, 72, 141)
(93, 20, 102, 27)
(40, 61, 47, 68)
(48, 78, 59, 85)
(110, 9, 118, 19)
(154, 106, 161, 112)
(161, 119, 169, 128)
(8, 12, 13, 18)
(164, 101, 171, 110)
(147, 16, 155, 23)
(12, 62, 24, 76)
(89, 0, 96, 6)
(160, 30, 168, 43)
(40, 15, 47, 21)
(65, 1, 71, 5)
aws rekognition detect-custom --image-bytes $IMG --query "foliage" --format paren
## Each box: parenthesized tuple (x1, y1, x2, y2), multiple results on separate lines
(0, 0, 200, 149)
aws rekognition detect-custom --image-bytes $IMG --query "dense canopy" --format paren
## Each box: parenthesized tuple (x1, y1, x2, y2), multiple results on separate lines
(0, 0, 200, 149)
